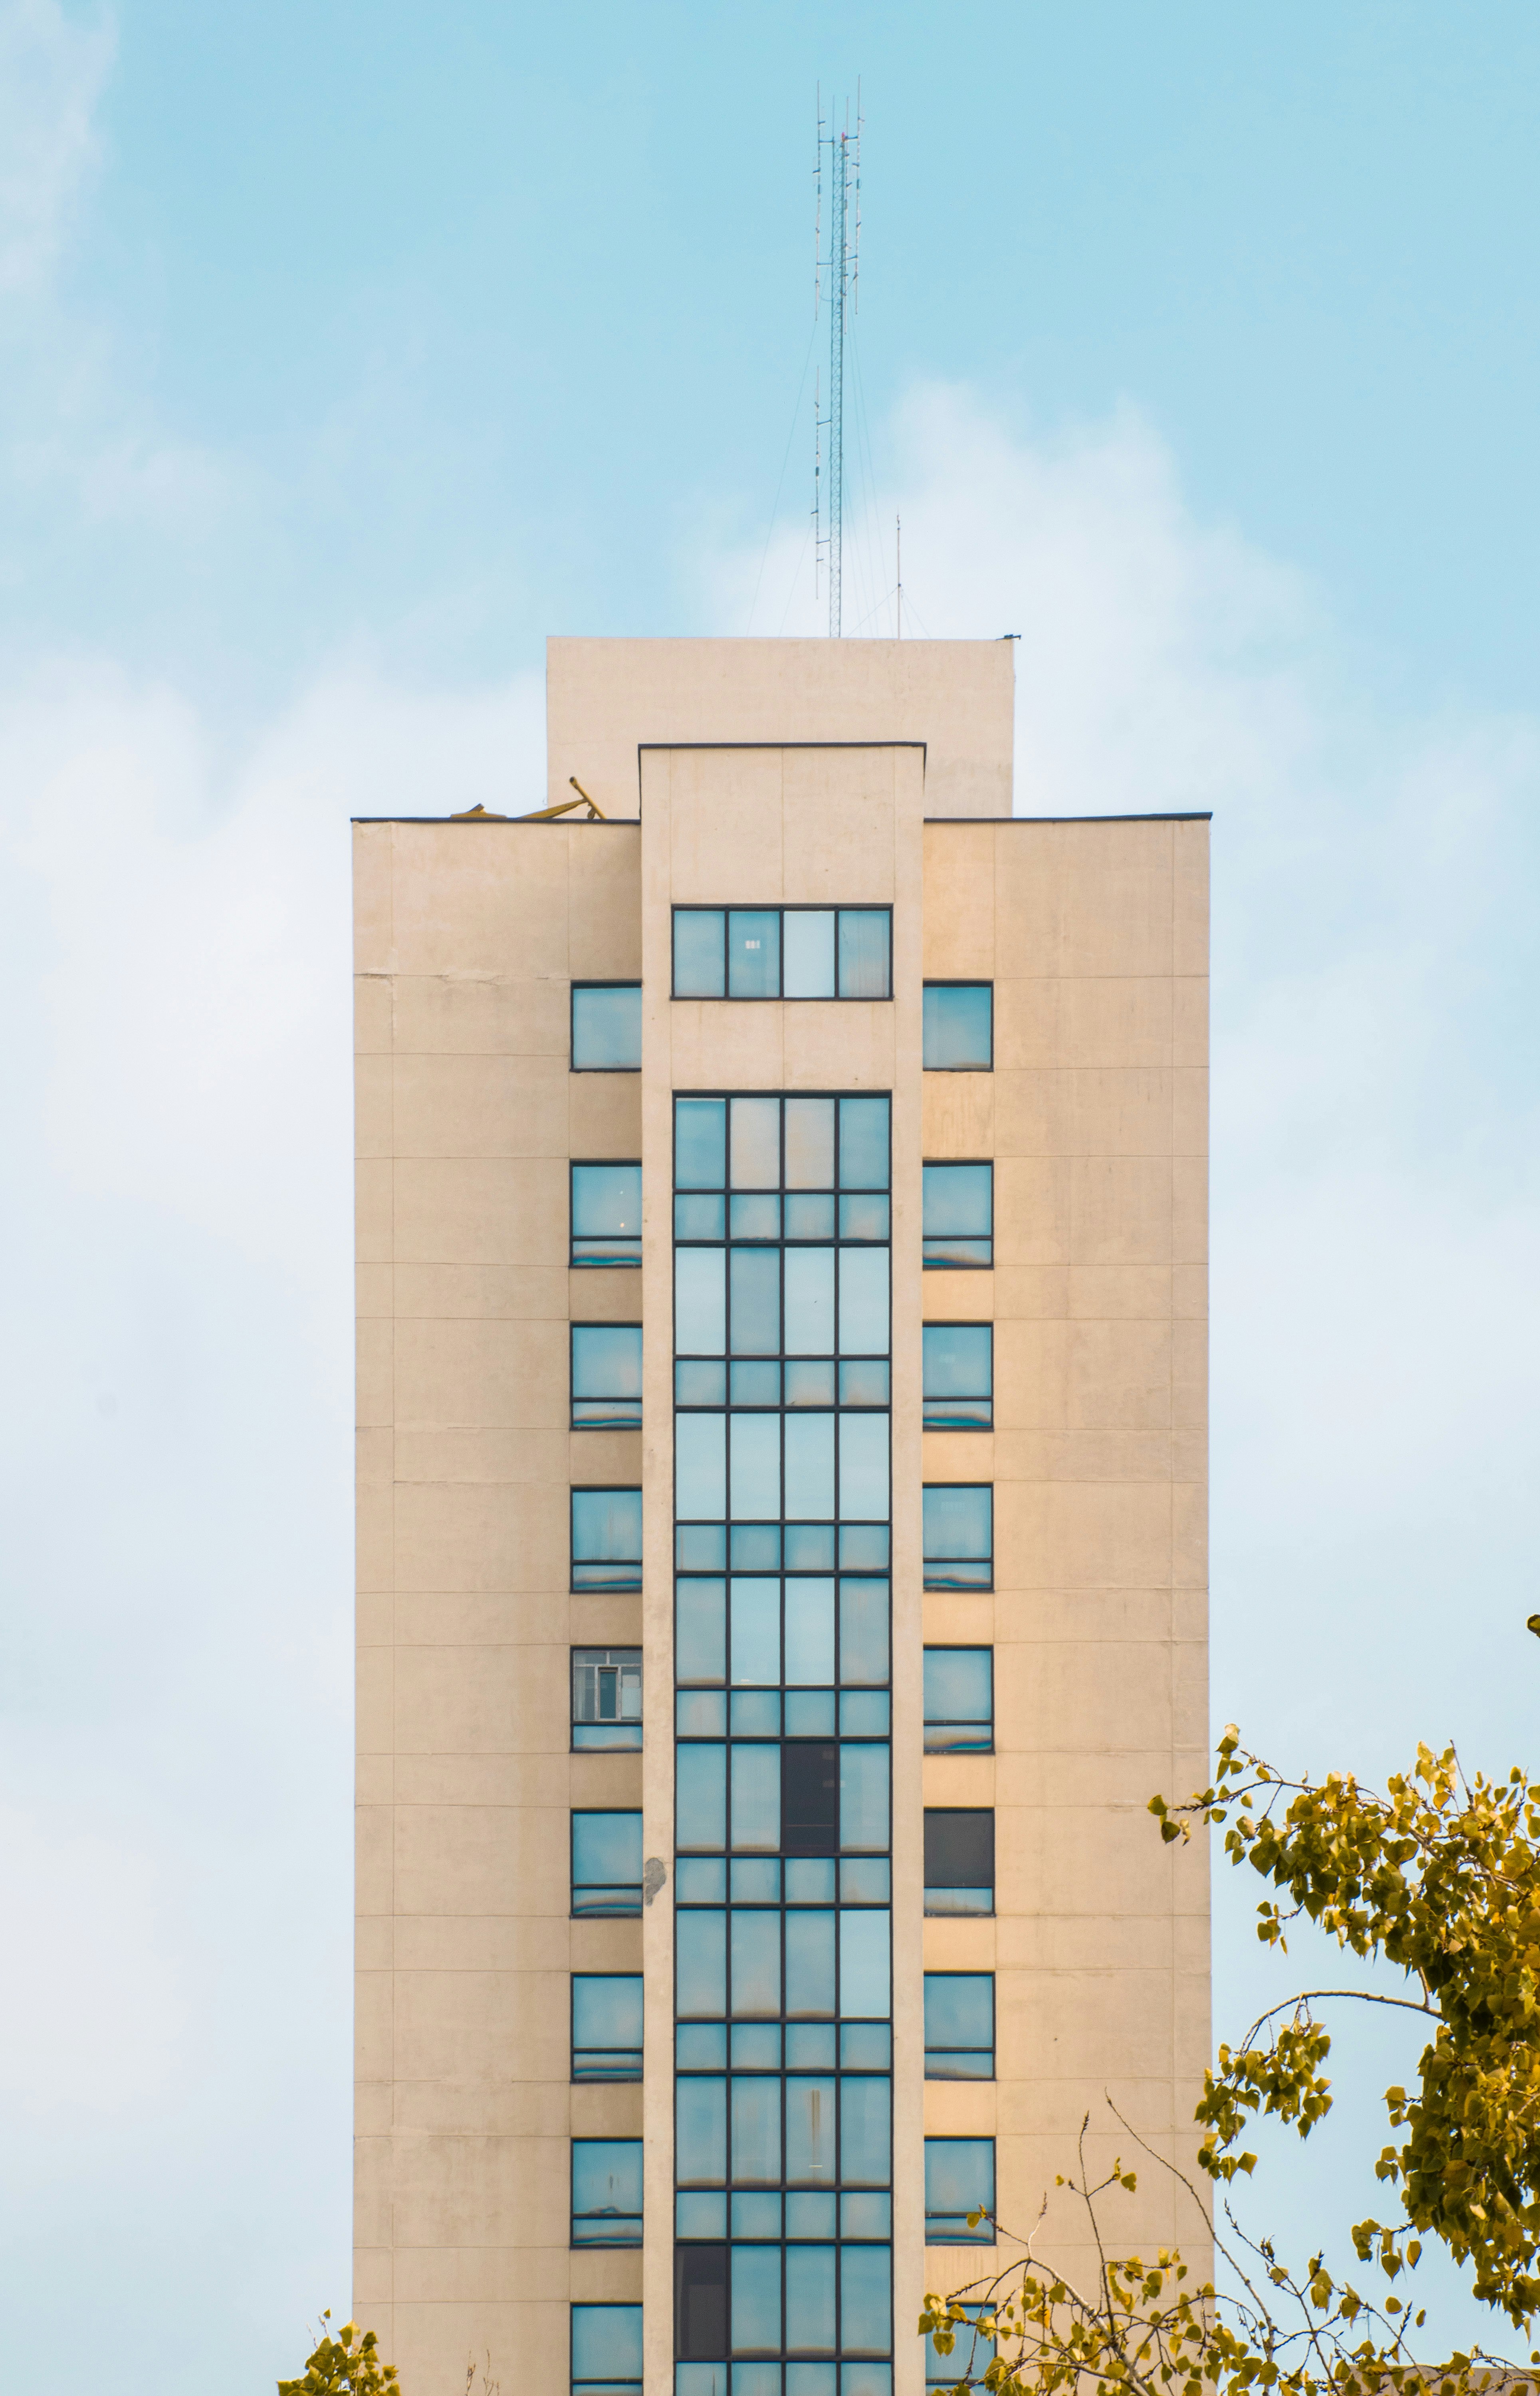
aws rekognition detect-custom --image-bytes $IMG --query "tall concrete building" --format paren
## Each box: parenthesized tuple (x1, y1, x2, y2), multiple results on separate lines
(353, 639, 1210, 2396)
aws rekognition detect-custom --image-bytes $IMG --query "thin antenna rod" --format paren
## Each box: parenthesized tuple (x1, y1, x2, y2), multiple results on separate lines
(813, 90, 860, 638)
(895, 514, 901, 640)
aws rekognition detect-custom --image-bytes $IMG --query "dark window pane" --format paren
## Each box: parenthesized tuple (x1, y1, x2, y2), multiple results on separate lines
(838, 1097, 890, 1190)
(924, 1809, 994, 1889)
(923, 1650, 993, 1753)
(837, 909, 891, 998)
(922, 1324, 993, 1430)
(675, 2245, 729, 2360)
(571, 1163, 642, 1267)
(572, 1974, 644, 2079)
(571, 1488, 642, 1591)
(924, 1974, 995, 2080)
(925, 2137, 995, 2243)
(676, 1098, 727, 1188)
(674, 909, 725, 997)
(727, 909, 781, 998)
(923, 984, 993, 1071)
(572, 984, 642, 1069)
(572, 1325, 643, 1428)
(571, 2138, 643, 2244)
(782, 1742, 839, 1856)
(572, 2303, 643, 2394)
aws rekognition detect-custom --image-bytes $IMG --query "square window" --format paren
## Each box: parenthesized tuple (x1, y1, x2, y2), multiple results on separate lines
(836, 909, 891, 999)
(572, 2138, 644, 2245)
(572, 984, 642, 1070)
(572, 1974, 644, 2080)
(571, 1810, 643, 1916)
(675, 909, 727, 997)
(572, 1323, 643, 1428)
(922, 1325, 993, 1430)
(924, 1975, 994, 2080)
(572, 1162, 642, 1267)
(572, 1487, 642, 1591)
(924, 1810, 994, 1916)
(924, 2137, 995, 2244)
(925, 2304, 995, 2386)
(572, 2302, 643, 2396)
(922, 985, 992, 1072)
(572, 1648, 642, 1751)
(922, 1486, 992, 1591)
(922, 1163, 992, 1270)
(923, 1650, 993, 1754)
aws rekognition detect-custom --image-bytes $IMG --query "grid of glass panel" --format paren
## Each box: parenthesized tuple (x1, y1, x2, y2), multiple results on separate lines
(674, 909, 892, 1001)
(674, 1091, 894, 2396)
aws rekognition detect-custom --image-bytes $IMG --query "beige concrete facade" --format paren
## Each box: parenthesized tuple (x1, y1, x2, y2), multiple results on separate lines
(353, 637, 1209, 2396)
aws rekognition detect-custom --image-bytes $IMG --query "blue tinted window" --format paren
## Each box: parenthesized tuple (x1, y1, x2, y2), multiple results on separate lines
(838, 1097, 890, 1190)
(572, 2302, 643, 2395)
(572, 1325, 642, 1428)
(675, 909, 726, 996)
(571, 1487, 642, 1590)
(922, 1485, 992, 1590)
(924, 2137, 995, 2243)
(572, 1975, 644, 2080)
(922, 1163, 992, 1269)
(923, 1650, 993, 1753)
(837, 910, 891, 998)
(925, 2304, 995, 2386)
(783, 909, 835, 997)
(924, 1975, 994, 2079)
(922, 1325, 993, 1431)
(571, 1811, 642, 1915)
(572, 984, 642, 1069)
(922, 985, 992, 1071)
(572, 2138, 643, 2245)
(571, 1647, 642, 1750)
(676, 1097, 728, 1188)
(728, 910, 781, 998)
(571, 1162, 642, 1267)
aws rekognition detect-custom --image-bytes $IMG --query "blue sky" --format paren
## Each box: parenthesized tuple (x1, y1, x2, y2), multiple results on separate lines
(3, 3, 1540, 2390)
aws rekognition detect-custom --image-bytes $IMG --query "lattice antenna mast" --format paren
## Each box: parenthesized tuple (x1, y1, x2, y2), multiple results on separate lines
(814, 92, 860, 637)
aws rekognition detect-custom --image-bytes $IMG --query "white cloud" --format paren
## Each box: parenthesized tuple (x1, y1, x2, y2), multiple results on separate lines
(0, 0, 114, 296)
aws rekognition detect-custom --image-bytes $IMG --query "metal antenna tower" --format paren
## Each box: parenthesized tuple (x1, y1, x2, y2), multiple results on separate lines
(814, 91, 860, 637)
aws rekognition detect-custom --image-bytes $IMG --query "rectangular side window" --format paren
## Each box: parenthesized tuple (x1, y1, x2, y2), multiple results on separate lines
(571, 1487, 642, 1591)
(927, 2304, 996, 2386)
(922, 1161, 993, 1269)
(571, 1162, 641, 1267)
(922, 1484, 993, 1590)
(923, 983, 993, 1071)
(571, 1810, 643, 1916)
(571, 2138, 644, 2245)
(924, 2136, 996, 2243)
(922, 1323, 993, 1430)
(674, 908, 726, 997)
(924, 1809, 994, 1916)
(674, 2245, 729, 2363)
(669, 909, 892, 1000)
(924, 1973, 995, 2079)
(571, 1323, 642, 1428)
(781, 1741, 839, 1856)
(571, 1647, 642, 1751)
(571, 2304, 643, 2396)
(571, 983, 642, 1070)
(923, 1648, 993, 1753)
(571, 1974, 644, 2080)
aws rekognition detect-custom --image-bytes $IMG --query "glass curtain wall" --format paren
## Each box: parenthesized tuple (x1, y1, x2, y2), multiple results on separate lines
(673, 1092, 894, 2396)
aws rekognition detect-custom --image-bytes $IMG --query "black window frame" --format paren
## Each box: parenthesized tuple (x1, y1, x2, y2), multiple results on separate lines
(922, 1482, 994, 1591)
(570, 2135, 644, 2248)
(922, 1159, 994, 1271)
(570, 1808, 644, 1918)
(922, 981, 994, 1072)
(571, 2301, 643, 2396)
(922, 1322, 994, 1432)
(571, 1484, 644, 1592)
(571, 1645, 643, 1752)
(570, 1158, 642, 1269)
(923, 1807, 995, 1917)
(571, 1972, 645, 2082)
(570, 980, 642, 1073)
(671, 905, 894, 1002)
(922, 1646, 994, 1755)
(924, 2134, 997, 2245)
(570, 1321, 644, 1430)
(924, 1971, 996, 2081)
